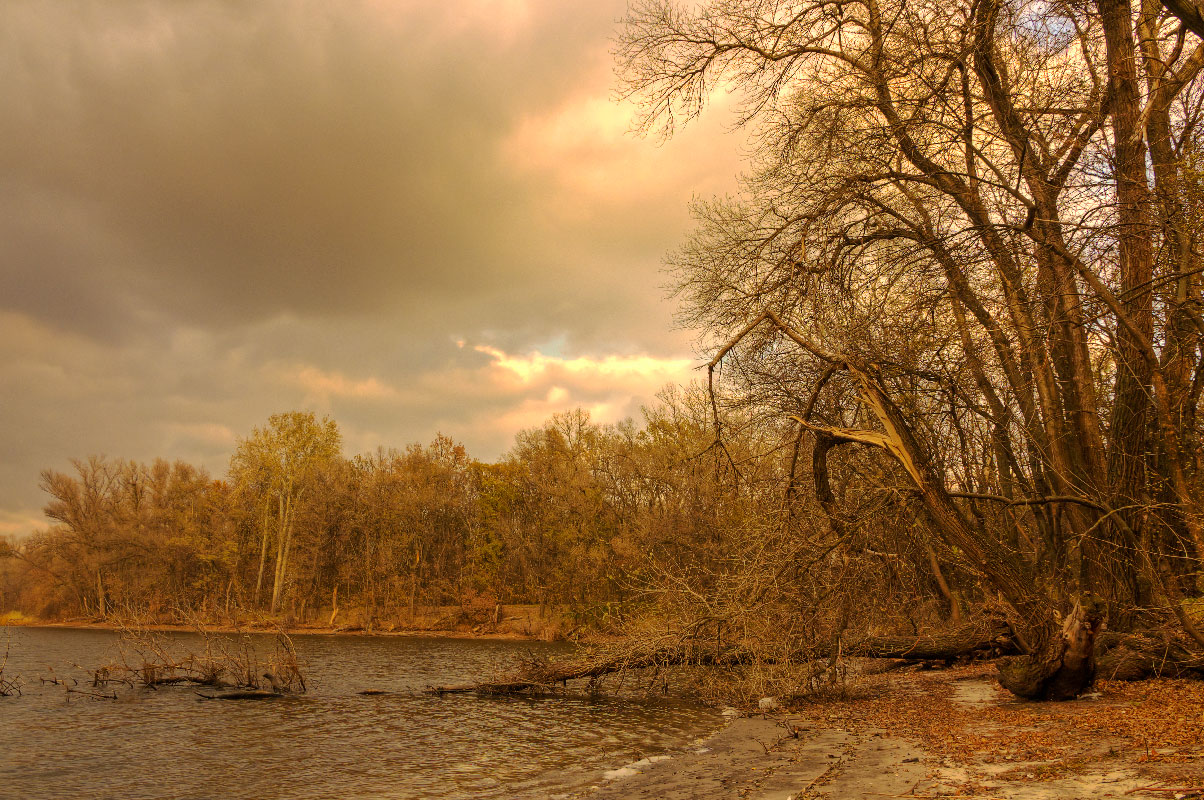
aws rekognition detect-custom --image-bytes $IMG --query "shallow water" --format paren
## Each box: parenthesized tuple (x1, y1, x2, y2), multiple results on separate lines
(0, 627, 721, 799)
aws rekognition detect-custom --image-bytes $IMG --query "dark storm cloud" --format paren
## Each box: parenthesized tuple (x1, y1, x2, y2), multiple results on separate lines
(0, 1, 656, 332)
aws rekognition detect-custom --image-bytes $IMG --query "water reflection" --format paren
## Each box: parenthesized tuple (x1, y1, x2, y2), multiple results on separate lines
(0, 628, 721, 799)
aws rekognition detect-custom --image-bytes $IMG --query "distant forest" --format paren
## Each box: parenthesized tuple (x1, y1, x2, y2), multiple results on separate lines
(0, 391, 818, 633)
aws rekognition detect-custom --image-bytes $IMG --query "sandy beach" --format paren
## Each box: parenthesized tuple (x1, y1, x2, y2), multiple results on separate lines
(576, 667, 1204, 800)
(577, 716, 927, 800)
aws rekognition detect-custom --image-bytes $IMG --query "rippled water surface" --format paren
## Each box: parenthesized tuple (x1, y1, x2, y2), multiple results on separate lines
(0, 627, 721, 799)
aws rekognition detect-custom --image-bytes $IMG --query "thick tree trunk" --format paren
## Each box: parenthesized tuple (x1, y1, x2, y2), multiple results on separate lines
(802, 368, 1100, 699)
(1096, 628, 1204, 679)
(1160, 0, 1204, 38)
(1099, 0, 1155, 524)
(997, 594, 1106, 699)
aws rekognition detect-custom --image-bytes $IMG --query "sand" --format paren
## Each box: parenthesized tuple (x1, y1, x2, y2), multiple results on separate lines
(574, 673, 1200, 799)
(576, 717, 928, 800)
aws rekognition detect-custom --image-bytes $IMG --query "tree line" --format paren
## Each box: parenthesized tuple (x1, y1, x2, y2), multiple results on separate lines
(0, 393, 812, 631)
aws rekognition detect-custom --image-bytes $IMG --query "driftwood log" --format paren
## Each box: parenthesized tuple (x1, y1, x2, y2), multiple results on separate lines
(1095, 629, 1204, 680)
(195, 671, 291, 700)
(838, 624, 1014, 661)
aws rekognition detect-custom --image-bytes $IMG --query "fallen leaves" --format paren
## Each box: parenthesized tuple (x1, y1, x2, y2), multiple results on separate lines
(785, 663, 1203, 793)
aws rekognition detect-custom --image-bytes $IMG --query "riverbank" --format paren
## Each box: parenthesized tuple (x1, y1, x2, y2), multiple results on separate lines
(0, 605, 591, 641)
(579, 664, 1204, 799)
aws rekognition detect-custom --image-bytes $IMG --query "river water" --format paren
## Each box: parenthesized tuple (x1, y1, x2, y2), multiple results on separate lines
(0, 627, 721, 799)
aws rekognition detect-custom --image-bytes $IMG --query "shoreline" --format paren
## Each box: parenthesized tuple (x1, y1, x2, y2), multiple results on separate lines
(9, 622, 1202, 797)
(1, 617, 562, 642)
(577, 714, 928, 800)
(577, 666, 1203, 799)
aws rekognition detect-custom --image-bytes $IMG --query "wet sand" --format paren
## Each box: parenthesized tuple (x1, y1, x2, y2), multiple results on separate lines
(576, 716, 928, 800)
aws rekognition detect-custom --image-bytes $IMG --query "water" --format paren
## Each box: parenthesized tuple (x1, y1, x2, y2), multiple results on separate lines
(0, 627, 721, 799)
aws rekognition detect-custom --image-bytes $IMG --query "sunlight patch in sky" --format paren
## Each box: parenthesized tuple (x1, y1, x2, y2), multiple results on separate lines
(471, 343, 694, 386)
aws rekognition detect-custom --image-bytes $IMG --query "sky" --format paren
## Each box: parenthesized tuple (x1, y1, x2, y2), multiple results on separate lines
(0, 0, 746, 536)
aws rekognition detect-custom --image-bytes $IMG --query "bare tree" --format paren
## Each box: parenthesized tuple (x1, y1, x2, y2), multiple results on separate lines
(619, 0, 1204, 698)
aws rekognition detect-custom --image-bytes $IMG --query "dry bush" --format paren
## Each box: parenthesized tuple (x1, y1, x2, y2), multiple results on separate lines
(88, 615, 306, 693)
(0, 633, 20, 697)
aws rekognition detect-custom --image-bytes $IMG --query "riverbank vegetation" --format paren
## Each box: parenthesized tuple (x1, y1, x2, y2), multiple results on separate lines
(0, 396, 799, 641)
(607, 0, 1204, 700)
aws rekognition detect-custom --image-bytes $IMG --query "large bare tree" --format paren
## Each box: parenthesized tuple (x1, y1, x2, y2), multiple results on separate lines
(619, 0, 1204, 698)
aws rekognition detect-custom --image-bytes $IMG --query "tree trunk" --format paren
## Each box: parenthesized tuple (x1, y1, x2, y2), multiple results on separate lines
(427, 622, 1016, 696)
(270, 494, 289, 615)
(925, 543, 963, 625)
(997, 594, 1106, 699)
(1099, 0, 1155, 525)
(805, 368, 1099, 698)
(254, 503, 270, 607)
(96, 569, 106, 618)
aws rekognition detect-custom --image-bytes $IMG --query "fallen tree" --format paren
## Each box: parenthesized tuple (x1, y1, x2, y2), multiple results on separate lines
(426, 622, 1018, 696)
(428, 619, 1204, 698)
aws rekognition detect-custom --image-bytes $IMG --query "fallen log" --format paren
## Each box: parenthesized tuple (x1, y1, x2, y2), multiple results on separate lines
(144, 675, 230, 688)
(839, 623, 1015, 661)
(426, 643, 689, 695)
(1095, 630, 1204, 680)
(425, 622, 1016, 696)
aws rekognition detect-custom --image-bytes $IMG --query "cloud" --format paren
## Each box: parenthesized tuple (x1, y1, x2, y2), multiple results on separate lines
(161, 422, 238, 452)
(286, 365, 400, 402)
(450, 343, 696, 443)
(472, 344, 693, 388)
(1, 0, 704, 341)
(0, 509, 46, 539)
(0, 0, 744, 536)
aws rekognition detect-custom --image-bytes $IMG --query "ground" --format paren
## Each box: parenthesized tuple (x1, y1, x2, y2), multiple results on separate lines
(579, 664, 1204, 799)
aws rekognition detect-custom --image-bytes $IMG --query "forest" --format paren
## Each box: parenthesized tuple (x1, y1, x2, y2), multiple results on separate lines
(0, 397, 778, 633)
(7, 0, 1204, 706)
